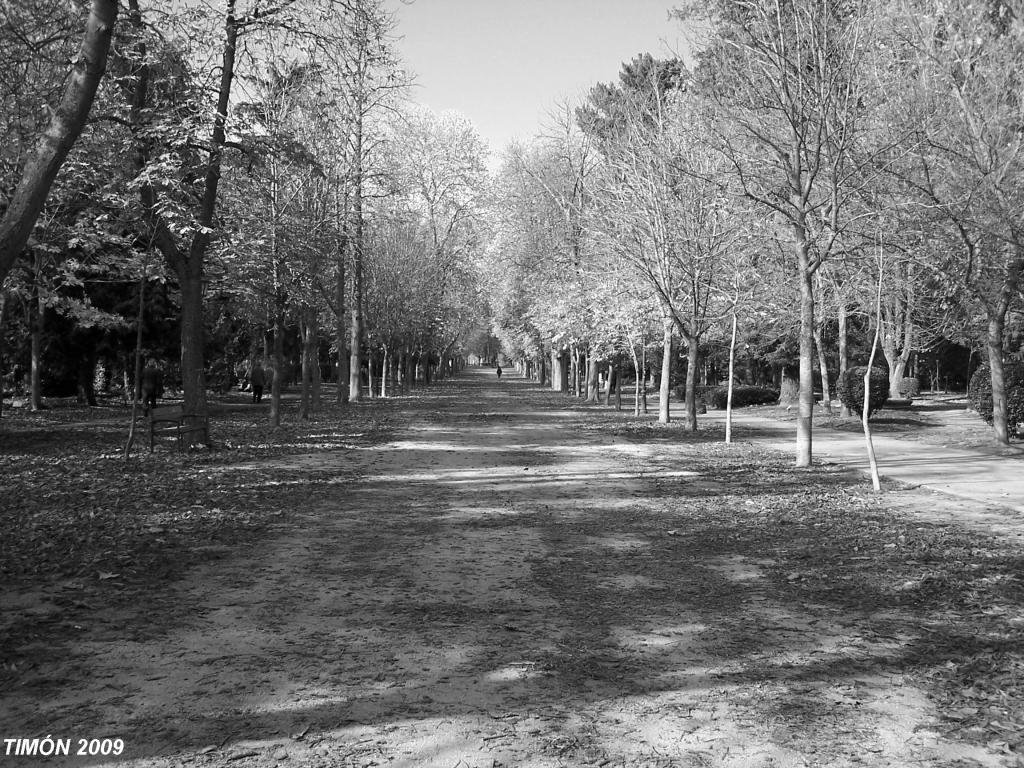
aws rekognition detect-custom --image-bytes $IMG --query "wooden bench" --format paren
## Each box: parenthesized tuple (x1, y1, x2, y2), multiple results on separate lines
(146, 405, 209, 452)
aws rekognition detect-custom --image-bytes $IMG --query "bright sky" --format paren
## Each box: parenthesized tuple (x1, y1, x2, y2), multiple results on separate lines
(387, 0, 688, 160)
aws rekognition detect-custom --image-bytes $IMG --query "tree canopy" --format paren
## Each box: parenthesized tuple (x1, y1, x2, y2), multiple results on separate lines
(1, 0, 1021, 452)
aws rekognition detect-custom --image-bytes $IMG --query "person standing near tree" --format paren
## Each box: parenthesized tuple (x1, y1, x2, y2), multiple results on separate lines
(249, 359, 265, 404)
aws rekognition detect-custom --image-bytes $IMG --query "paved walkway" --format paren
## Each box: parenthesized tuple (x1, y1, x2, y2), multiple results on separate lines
(701, 408, 1024, 514)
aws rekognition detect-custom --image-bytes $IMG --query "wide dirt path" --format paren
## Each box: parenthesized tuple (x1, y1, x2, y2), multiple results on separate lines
(700, 408, 1024, 515)
(4, 369, 1022, 767)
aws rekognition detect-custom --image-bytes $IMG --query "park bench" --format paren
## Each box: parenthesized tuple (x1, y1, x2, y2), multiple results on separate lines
(145, 405, 209, 452)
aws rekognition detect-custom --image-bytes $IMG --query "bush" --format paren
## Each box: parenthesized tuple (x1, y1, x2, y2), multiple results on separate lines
(897, 377, 921, 398)
(708, 385, 779, 409)
(838, 366, 889, 418)
(672, 383, 716, 403)
(968, 363, 1024, 438)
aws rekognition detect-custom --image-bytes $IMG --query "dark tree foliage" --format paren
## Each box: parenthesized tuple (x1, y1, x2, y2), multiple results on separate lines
(838, 366, 890, 418)
(0, 0, 118, 285)
(575, 53, 686, 141)
(969, 363, 1024, 438)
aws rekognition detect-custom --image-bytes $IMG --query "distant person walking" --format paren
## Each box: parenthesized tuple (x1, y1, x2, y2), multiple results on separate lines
(250, 360, 265, 403)
(496, 365, 503, 379)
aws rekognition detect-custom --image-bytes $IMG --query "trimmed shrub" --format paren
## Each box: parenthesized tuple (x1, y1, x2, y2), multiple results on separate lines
(838, 366, 889, 417)
(672, 383, 716, 404)
(897, 377, 921, 398)
(708, 385, 779, 409)
(967, 363, 1024, 438)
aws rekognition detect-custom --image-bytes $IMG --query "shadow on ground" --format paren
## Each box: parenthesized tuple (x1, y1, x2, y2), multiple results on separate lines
(2, 371, 1022, 767)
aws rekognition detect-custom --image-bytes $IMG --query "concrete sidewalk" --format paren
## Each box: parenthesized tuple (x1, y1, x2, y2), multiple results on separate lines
(702, 409, 1024, 514)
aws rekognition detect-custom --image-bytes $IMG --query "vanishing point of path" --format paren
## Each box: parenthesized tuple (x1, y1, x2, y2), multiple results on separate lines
(4, 368, 1023, 768)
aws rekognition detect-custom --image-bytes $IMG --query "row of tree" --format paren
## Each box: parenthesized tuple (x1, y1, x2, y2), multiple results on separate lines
(0, 0, 490, 431)
(2, 0, 1021, 465)
(483, 0, 1024, 463)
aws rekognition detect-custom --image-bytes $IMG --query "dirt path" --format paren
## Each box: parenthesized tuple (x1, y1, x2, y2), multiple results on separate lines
(3, 370, 1022, 767)
(698, 408, 1024, 516)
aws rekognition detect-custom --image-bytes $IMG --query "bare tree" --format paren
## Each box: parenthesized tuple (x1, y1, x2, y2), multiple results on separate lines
(685, 0, 875, 464)
(586, 65, 733, 429)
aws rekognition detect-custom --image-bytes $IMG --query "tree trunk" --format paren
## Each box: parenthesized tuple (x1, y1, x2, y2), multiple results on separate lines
(30, 255, 45, 411)
(129, 0, 238, 441)
(881, 262, 916, 400)
(987, 315, 1010, 445)
(813, 318, 833, 415)
(551, 350, 565, 392)
(168, 259, 209, 438)
(980, 248, 1022, 445)
(334, 196, 349, 404)
(812, 271, 833, 414)
(569, 345, 579, 397)
(641, 336, 648, 414)
(178, 0, 238, 439)
(863, 258, 884, 491)
(780, 369, 799, 405)
(269, 289, 285, 427)
(838, 296, 850, 417)
(123, 266, 146, 459)
(367, 347, 377, 398)
(0, 290, 6, 419)
(300, 308, 316, 420)
(311, 321, 321, 410)
(726, 309, 738, 444)
(629, 343, 641, 417)
(659, 318, 672, 424)
(300, 316, 310, 421)
(178, 266, 208, 432)
(683, 332, 699, 431)
(0, 0, 118, 285)
(348, 101, 365, 402)
(586, 354, 600, 403)
(381, 345, 389, 398)
(122, 357, 131, 403)
(796, 238, 815, 467)
(348, 296, 362, 402)
(882, 341, 911, 400)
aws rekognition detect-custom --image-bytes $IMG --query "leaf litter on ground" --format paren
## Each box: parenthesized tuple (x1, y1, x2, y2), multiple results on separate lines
(2, 386, 1023, 764)
(0, 396, 393, 674)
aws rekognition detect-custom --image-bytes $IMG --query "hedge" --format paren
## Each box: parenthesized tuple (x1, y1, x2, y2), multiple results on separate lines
(838, 366, 889, 418)
(672, 384, 779, 409)
(968, 362, 1024, 438)
(707, 385, 779, 409)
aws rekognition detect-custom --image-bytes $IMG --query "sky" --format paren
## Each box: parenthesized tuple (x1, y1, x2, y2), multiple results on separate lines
(386, 0, 688, 161)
